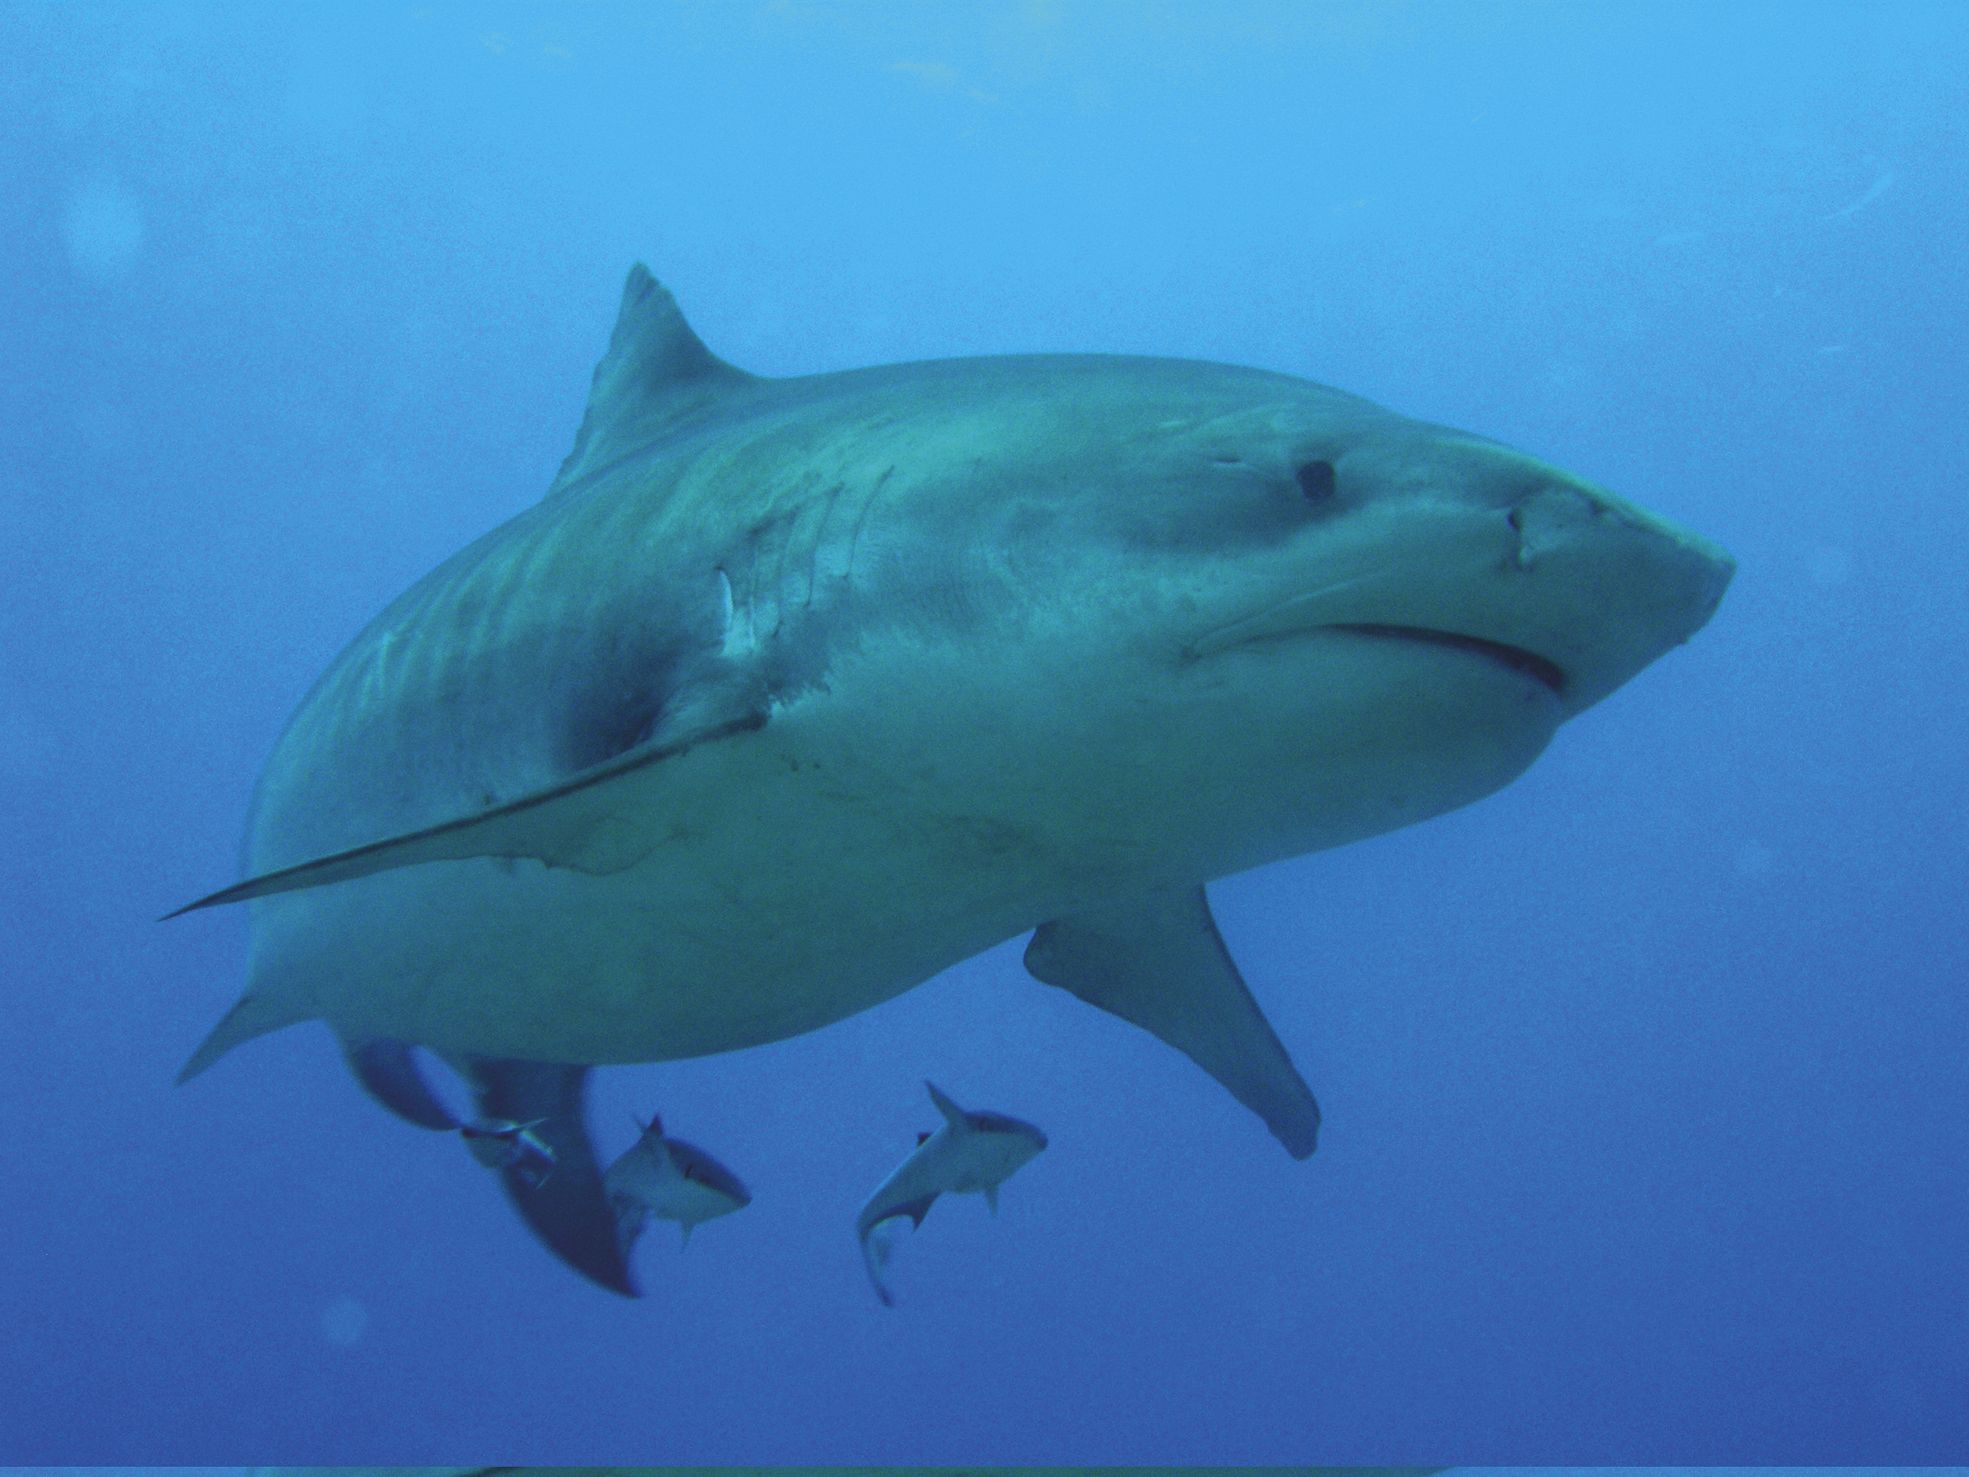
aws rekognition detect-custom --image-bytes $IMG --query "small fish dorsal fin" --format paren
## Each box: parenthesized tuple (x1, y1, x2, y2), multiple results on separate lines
(924, 1080, 969, 1131)
(545, 264, 756, 500)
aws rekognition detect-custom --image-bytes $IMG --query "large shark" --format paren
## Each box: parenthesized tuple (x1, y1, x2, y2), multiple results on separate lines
(172, 265, 1732, 1294)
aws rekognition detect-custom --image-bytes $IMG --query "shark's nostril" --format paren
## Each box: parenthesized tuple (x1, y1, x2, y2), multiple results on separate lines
(1507, 501, 1533, 568)
(1507, 487, 1598, 571)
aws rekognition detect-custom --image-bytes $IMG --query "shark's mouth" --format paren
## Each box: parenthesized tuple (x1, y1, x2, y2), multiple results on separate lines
(1328, 623, 1568, 698)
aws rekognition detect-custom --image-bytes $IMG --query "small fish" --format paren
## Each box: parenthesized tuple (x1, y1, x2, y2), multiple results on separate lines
(856, 1081, 1048, 1306)
(460, 1116, 555, 1188)
(603, 1115, 751, 1250)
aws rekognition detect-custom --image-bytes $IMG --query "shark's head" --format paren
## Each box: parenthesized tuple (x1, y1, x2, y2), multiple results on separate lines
(662, 1136, 753, 1223)
(1138, 382, 1733, 719)
(607, 1120, 751, 1246)
(919, 357, 1735, 875)
(964, 1108, 1049, 1182)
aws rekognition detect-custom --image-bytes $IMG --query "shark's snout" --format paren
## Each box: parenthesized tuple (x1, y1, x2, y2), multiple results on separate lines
(1502, 480, 1733, 713)
(1511, 484, 1733, 607)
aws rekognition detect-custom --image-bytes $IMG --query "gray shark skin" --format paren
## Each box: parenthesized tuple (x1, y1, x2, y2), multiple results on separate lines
(857, 1081, 1048, 1306)
(172, 264, 1732, 1294)
(604, 1114, 751, 1251)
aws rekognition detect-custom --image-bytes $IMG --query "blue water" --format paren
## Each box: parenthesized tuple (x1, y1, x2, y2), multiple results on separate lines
(3, 0, 1964, 1463)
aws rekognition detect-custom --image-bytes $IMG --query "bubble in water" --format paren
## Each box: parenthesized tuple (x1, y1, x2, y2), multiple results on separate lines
(62, 177, 146, 281)
(322, 1294, 369, 1347)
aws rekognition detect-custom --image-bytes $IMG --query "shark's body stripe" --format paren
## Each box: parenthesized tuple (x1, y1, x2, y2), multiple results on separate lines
(172, 265, 1731, 1293)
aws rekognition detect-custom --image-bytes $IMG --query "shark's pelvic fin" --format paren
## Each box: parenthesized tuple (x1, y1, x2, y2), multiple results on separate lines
(344, 1038, 458, 1130)
(1025, 885, 1321, 1158)
(161, 703, 767, 919)
(176, 990, 309, 1083)
(546, 264, 758, 499)
(924, 1080, 969, 1131)
(465, 1057, 637, 1298)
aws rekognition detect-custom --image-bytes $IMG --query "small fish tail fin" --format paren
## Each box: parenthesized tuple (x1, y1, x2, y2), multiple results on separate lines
(924, 1080, 969, 1130)
(176, 991, 310, 1084)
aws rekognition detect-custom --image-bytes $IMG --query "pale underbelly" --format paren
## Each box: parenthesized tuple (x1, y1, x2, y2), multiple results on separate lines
(241, 635, 1559, 1065)
(243, 743, 1070, 1064)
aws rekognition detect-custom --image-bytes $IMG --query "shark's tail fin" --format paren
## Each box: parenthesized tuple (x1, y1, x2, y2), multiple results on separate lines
(862, 1220, 899, 1307)
(177, 991, 310, 1084)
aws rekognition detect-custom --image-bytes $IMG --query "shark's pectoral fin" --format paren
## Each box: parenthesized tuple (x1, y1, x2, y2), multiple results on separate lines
(162, 699, 767, 919)
(1025, 886, 1321, 1158)
(466, 1058, 638, 1298)
(344, 1038, 458, 1130)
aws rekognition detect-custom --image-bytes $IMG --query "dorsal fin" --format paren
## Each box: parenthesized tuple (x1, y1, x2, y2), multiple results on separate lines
(924, 1080, 970, 1131)
(546, 264, 756, 499)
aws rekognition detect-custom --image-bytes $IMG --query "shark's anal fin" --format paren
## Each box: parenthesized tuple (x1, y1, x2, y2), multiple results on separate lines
(345, 1038, 458, 1130)
(466, 1058, 637, 1298)
(161, 707, 766, 919)
(1025, 885, 1321, 1158)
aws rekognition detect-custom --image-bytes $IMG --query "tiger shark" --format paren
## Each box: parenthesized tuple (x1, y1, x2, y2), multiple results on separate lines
(171, 264, 1732, 1295)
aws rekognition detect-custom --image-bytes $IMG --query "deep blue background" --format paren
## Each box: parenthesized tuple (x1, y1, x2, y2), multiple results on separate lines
(2, 0, 1964, 1463)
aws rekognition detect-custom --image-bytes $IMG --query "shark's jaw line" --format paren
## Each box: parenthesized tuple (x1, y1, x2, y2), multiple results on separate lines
(1185, 600, 1570, 699)
(1327, 623, 1569, 698)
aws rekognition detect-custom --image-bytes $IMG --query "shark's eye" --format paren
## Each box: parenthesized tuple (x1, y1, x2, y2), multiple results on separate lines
(1296, 460, 1338, 505)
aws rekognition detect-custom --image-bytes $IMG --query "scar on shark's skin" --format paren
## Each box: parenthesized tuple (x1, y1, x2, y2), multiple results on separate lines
(857, 1082, 1047, 1307)
(170, 263, 1733, 1294)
